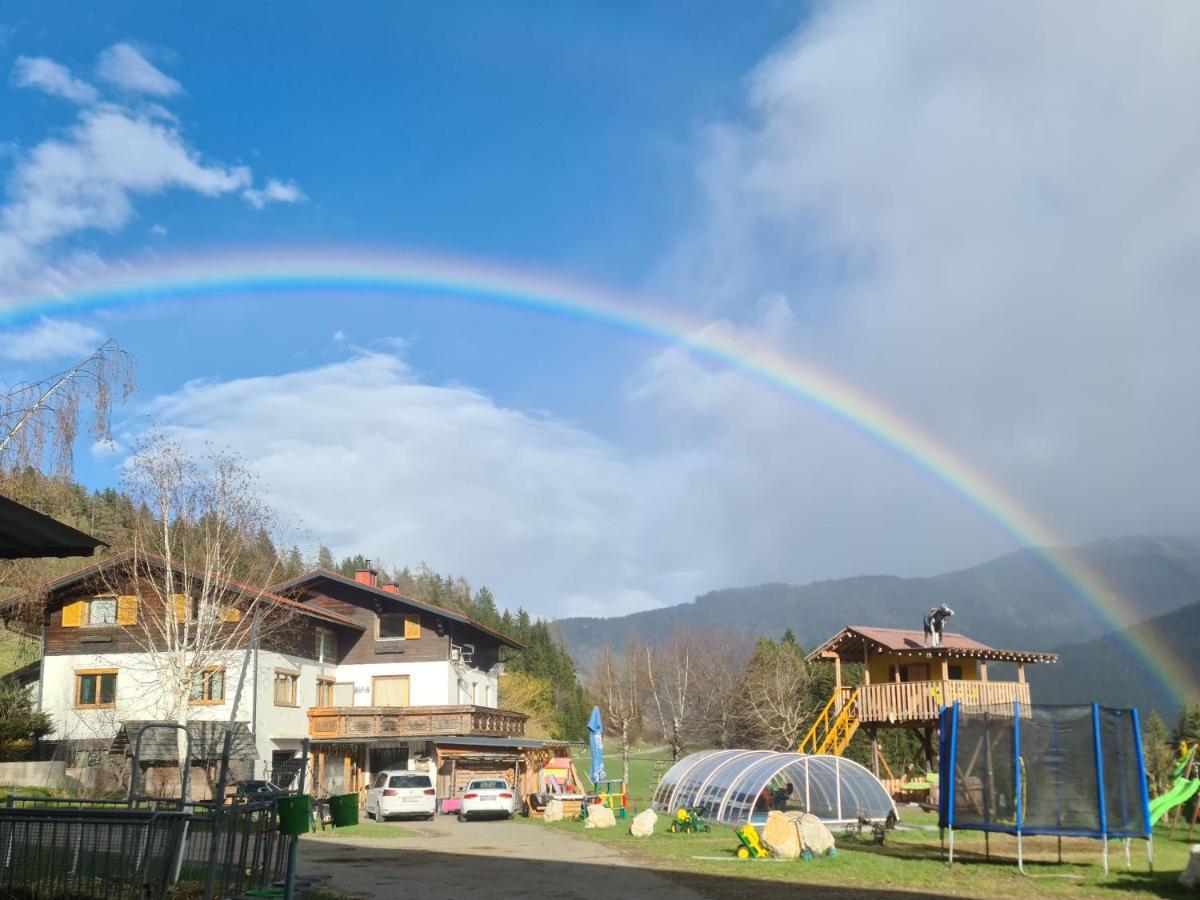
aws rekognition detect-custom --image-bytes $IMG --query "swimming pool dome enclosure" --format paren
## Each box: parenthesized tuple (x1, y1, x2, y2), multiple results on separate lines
(938, 702, 1152, 871)
(652, 750, 897, 826)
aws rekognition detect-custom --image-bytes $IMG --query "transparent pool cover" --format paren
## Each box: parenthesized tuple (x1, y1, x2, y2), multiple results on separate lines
(652, 750, 897, 826)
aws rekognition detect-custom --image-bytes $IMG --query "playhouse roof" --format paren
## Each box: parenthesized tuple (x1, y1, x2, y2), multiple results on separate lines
(807, 626, 1058, 665)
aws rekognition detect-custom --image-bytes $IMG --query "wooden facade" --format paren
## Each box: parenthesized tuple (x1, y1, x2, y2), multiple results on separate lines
(307, 704, 527, 740)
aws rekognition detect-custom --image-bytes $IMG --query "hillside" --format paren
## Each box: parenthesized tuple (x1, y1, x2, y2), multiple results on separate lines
(1034, 600, 1200, 715)
(557, 536, 1200, 714)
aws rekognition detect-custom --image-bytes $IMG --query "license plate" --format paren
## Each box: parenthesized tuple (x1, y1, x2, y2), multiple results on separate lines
(479, 793, 497, 801)
(402, 797, 419, 802)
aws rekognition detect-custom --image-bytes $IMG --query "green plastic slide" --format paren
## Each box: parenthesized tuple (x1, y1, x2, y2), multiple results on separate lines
(1172, 746, 1196, 781)
(1149, 776, 1200, 825)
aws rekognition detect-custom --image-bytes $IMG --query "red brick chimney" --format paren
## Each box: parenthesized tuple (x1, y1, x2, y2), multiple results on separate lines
(380, 582, 400, 594)
(354, 563, 378, 588)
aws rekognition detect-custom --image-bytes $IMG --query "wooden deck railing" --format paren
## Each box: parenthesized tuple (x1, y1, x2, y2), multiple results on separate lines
(308, 705, 527, 740)
(856, 680, 1029, 724)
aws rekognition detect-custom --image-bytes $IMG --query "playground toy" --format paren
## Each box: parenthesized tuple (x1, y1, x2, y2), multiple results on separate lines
(939, 701, 1151, 875)
(583, 778, 629, 821)
(1154, 744, 1199, 837)
(670, 806, 711, 833)
(733, 824, 768, 858)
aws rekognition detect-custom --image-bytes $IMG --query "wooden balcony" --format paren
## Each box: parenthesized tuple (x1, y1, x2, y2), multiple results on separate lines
(854, 680, 1030, 725)
(307, 705, 527, 741)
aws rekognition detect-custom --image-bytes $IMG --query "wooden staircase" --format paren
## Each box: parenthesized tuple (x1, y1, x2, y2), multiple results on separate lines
(797, 686, 860, 756)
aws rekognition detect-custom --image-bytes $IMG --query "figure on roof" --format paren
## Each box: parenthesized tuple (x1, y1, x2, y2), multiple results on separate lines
(923, 604, 954, 647)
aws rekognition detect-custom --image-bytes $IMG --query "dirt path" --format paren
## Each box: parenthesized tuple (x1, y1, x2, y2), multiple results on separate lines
(298, 816, 706, 899)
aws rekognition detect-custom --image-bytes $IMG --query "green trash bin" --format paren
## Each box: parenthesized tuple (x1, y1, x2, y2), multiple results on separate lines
(276, 794, 312, 836)
(328, 793, 359, 827)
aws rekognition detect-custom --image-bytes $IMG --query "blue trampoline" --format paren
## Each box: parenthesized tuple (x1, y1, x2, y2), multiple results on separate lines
(938, 702, 1152, 873)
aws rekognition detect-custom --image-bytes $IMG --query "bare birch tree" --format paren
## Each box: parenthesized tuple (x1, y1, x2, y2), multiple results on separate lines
(0, 341, 134, 477)
(104, 438, 290, 776)
(643, 629, 699, 762)
(694, 633, 753, 749)
(590, 641, 643, 787)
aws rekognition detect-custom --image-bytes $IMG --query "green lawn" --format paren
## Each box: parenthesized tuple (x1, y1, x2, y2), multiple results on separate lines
(0, 628, 37, 677)
(520, 804, 1195, 897)
(571, 746, 670, 805)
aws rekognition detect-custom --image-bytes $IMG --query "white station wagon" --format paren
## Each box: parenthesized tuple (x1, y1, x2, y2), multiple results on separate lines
(365, 770, 436, 821)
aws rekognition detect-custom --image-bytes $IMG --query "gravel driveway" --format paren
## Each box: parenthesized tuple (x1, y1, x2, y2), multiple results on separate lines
(299, 815, 704, 899)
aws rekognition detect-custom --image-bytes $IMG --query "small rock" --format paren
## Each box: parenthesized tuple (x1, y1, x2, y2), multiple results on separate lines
(584, 804, 617, 829)
(630, 808, 657, 837)
(1181, 845, 1200, 892)
(543, 797, 564, 823)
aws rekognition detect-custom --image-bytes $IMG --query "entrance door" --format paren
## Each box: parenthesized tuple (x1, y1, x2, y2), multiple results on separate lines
(373, 675, 410, 707)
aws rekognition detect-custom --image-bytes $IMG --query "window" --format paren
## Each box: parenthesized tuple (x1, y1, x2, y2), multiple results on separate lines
(371, 772, 388, 789)
(372, 675, 410, 706)
(948, 665, 964, 681)
(189, 667, 225, 704)
(332, 682, 355, 706)
(88, 597, 117, 625)
(377, 612, 420, 640)
(316, 678, 335, 707)
(274, 670, 298, 706)
(76, 670, 117, 708)
(315, 627, 338, 663)
(388, 774, 431, 789)
(62, 595, 138, 627)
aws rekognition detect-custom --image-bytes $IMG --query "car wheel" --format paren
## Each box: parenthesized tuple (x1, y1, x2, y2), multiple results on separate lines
(458, 813, 467, 823)
(424, 813, 435, 821)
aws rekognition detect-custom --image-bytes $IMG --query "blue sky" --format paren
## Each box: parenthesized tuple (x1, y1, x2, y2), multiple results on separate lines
(3, 3, 1199, 619)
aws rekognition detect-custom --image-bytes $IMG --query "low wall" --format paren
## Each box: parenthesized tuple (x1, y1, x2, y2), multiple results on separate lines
(0, 760, 67, 788)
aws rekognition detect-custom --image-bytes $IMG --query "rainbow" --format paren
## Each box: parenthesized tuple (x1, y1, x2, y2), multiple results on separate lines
(1, 248, 1190, 706)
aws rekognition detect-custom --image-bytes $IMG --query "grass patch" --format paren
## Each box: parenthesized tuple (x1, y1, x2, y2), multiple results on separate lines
(519, 806, 1195, 897)
(305, 821, 418, 840)
(571, 747, 668, 805)
(0, 629, 37, 677)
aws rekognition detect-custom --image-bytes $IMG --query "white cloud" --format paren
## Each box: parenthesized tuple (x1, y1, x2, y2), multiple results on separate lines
(242, 178, 306, 210)
(138, 353, 663, 617)
(649, 0, 1200, 572)
(332, 330, 346, 343)
(95, 43, 181, 97)
(0, 105, 250, 287)
(11, 56, 97, 104)
(0, 318, 104, 362)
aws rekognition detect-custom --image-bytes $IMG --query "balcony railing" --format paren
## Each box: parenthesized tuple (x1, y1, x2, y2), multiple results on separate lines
(307, 705, 527, 740)
(855, 680, 1029, 724)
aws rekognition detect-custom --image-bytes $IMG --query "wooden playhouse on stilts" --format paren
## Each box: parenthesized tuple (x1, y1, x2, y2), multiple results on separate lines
(800, 624, 1057, 795)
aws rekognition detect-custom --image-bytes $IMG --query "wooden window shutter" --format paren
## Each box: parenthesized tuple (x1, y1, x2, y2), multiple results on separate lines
(404, 613, 421, 640)
(62, 600, 85, 627)
(173, 594, 188, 623)
(221, 604, 241, 623)
(116, 595, 138, 625)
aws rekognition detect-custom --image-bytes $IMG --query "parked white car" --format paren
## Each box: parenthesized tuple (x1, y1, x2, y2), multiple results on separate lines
(459, 778, 516, 821)
(366, 770, 436, 821)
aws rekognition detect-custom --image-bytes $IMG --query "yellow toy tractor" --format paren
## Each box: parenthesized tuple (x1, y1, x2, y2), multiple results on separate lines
(734, 824, 769, 859)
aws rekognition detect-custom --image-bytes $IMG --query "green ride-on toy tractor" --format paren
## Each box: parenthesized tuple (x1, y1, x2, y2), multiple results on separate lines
(669, 806, 711, 833)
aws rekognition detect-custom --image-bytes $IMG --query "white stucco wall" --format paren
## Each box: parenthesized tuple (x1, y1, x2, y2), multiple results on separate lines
(331, 660, 454, 706)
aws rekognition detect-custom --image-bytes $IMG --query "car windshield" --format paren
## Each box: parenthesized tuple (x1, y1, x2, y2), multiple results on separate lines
(388, 774, 431, 789)
(470, 780, 507, 790)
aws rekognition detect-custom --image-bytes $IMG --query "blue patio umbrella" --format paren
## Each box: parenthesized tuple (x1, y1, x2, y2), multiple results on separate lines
(587, 706, 606, 785)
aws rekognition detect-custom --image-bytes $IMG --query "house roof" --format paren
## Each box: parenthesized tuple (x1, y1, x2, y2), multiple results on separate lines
(807, 625, 1058, 665)
(308, 734, 566, 750)
(271, 568, 525, 650)
(112, 720, 257, 761)
(0, 493, 104, 559)
(0, 550, 364, 632)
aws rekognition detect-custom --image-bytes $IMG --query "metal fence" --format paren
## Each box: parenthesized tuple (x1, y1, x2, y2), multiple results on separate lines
(0, 795, 291, 899)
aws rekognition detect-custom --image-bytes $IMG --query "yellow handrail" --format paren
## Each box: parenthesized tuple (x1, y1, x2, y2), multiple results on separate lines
(797, 686, 859, 755)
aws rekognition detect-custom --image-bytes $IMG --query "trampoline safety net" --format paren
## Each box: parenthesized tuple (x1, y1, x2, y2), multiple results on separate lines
(938, 702, 1151, 840)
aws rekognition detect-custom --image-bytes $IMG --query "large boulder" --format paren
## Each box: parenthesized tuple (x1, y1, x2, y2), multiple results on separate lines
(761, 811, 802, 859)
(797, 813, 835, 857)
(1181, 845, 1200, 893)
(543, 797, 564, 823)
(630, 808, 657, 837)
(584, 804, 617, 829)
(760, 811, 837, 859)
